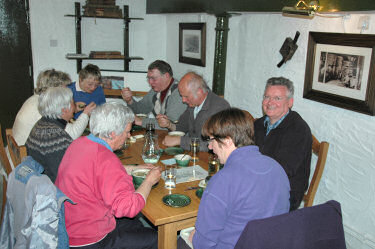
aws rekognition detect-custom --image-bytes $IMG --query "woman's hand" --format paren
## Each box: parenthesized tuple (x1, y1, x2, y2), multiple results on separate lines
(145, 166, 162, 185)
(83, 102, 96, 115)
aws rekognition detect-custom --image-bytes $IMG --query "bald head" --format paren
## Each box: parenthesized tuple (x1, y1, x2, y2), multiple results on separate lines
(178, 72, 209, 107)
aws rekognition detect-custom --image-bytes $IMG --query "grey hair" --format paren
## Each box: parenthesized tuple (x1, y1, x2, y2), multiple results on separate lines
(265, 77, 294, 99)
(34, 69, 72, 95)
(89, 102, 135, 139)
(38, 87, 73, 119)
(186, 72, 210, 97)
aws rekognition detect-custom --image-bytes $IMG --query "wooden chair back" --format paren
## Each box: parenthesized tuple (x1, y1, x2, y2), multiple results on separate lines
(242, 110, 255, 123)
(303, 134, 329, 207)
(103, 89, 148, 98)
(5, 129, 27, 167)
(0, 124, 12, 223)
(0, 125, 12, 175)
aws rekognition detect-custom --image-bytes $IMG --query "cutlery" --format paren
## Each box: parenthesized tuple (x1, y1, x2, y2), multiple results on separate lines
(184, 186, 199, 191)
(119, 155, 132, 160)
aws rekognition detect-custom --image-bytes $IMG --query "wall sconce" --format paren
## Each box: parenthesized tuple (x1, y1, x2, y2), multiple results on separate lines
(282, 0, 320, 18)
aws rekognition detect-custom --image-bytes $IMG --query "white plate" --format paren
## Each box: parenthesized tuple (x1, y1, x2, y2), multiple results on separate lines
(136, 114, 147, 118)
(133, 134, 144, 139)
(168, 131, 185, 137)
(198, 179, 207, 188)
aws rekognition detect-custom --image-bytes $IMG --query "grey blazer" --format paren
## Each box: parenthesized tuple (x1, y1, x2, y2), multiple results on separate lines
(176, 91, 230, 151)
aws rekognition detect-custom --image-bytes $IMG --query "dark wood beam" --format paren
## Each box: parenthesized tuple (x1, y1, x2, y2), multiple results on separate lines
(147, 0, 375, 14)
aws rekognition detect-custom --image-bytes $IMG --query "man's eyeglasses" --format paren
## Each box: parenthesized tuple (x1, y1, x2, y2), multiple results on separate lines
(263, 95, 287, 102)
(146, 75, 161, 81)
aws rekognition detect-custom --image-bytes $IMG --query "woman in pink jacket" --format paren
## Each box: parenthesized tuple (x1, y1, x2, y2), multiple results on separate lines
(55, 102, 161, 249)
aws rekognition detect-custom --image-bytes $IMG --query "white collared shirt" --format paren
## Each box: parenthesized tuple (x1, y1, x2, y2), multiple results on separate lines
(75, 82, 83, 92)
(194, 96, 207, 119)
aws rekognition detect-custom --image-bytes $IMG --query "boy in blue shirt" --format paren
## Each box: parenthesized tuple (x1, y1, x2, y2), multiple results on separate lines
(67, 64, 105, 119)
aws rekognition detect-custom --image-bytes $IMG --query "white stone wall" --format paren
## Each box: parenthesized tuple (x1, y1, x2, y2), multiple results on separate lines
(29, 1, 375, 247)
(29, 0, 165, 83)
(166, 12, 375, 249)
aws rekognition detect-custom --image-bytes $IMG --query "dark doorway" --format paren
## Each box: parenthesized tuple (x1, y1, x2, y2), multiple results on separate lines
(0, 0, 33, 141)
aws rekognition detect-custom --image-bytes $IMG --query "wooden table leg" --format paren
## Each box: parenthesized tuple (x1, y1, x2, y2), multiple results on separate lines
(157, 217, 197, 249)
(158, 223, 177, 249)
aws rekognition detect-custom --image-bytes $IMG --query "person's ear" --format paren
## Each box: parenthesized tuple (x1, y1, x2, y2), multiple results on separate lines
(223, 137, 233, 147)
(61, 107, 68, 116)
(288, 97, 294, 108)
(109, 131, 116, 140)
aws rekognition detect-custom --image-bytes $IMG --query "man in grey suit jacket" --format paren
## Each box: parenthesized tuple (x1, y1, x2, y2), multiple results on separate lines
(158, 72, 230, 151)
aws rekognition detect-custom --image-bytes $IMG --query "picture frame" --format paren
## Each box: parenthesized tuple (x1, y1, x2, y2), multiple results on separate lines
(303, 32, 375, 116)
(179, 23, 206, 67)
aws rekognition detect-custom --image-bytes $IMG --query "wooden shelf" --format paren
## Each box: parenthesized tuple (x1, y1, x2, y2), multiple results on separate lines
(64, 14, 143, 20)
(66, 2, 144, 73)
(66, 55, 143, 60)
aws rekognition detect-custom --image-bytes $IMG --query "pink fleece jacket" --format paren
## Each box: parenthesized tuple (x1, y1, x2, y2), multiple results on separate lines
(55, 137, 145, 246)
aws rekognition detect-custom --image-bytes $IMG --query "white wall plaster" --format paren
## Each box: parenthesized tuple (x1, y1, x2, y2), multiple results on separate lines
(29, 0, 165, 83)
(29, 1, 375, 248)
(165, 12, 375, 249)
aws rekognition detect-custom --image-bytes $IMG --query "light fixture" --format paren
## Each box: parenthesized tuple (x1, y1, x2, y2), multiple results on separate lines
(282, 0, 320, 18)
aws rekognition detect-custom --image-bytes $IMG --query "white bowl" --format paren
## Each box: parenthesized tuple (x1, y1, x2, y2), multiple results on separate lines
(168, 131, 185, 137)
(136, 114, 147, 118)
(174, 154, 191, 161)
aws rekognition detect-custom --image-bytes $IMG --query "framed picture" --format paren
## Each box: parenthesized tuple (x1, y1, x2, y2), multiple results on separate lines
(179, 23, 206, 67)
(303, 32, 375, 115)
(100, 71, 149, 91)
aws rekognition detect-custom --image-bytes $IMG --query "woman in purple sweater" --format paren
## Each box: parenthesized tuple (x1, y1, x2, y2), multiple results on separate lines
(184, 108, 290, 249)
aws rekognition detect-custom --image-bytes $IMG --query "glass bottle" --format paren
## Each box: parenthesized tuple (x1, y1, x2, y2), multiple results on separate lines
(142, 134, 161, 164)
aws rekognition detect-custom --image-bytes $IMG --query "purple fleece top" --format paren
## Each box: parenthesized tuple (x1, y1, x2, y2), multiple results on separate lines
(193, 146, 290, 249)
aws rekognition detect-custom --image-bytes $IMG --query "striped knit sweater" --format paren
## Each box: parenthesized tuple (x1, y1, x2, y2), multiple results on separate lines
(26, 117, 73, 182)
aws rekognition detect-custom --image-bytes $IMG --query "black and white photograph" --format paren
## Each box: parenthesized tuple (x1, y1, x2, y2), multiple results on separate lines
(179, 23, 206, 67)
(304, 32, 375, 115)
(317, 52, 364, 90)
(312, 44, 371, 101)
(183, 34, 200, 54)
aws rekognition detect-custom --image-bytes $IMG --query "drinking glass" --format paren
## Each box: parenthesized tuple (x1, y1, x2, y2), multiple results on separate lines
(190, 138, 200, 163)
(164, 165, 177, 189)
(208, 153, 220, 177)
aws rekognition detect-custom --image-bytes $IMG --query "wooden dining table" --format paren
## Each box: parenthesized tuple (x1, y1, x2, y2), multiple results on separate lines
(119, 129, 210, 249)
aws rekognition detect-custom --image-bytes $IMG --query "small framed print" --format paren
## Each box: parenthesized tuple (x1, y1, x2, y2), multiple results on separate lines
(179, 23, 206, 67)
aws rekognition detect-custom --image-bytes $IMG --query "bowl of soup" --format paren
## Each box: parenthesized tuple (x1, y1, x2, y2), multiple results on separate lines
(131, 168, 159, 189)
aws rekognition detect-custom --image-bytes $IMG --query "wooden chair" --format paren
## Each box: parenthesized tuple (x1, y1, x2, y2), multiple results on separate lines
(242, 110, 255, 123)
(5, 129, 27, 167)
(0, 125, 12, 223)
(303, 134, 329, 207)
(103, 89, 148, 98)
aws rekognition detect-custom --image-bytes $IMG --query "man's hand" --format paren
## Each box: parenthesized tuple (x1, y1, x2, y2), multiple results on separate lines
(156, 114, 176, 130)
(156, 114, 171, 128)
(162, 135, 181, 147)
(134, 116, 143, 126)
(121, 87, 134, 105)
(83, 102, 96, 116)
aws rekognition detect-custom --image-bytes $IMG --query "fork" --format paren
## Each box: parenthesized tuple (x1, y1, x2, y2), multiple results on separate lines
(184, 186, 199, 191)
